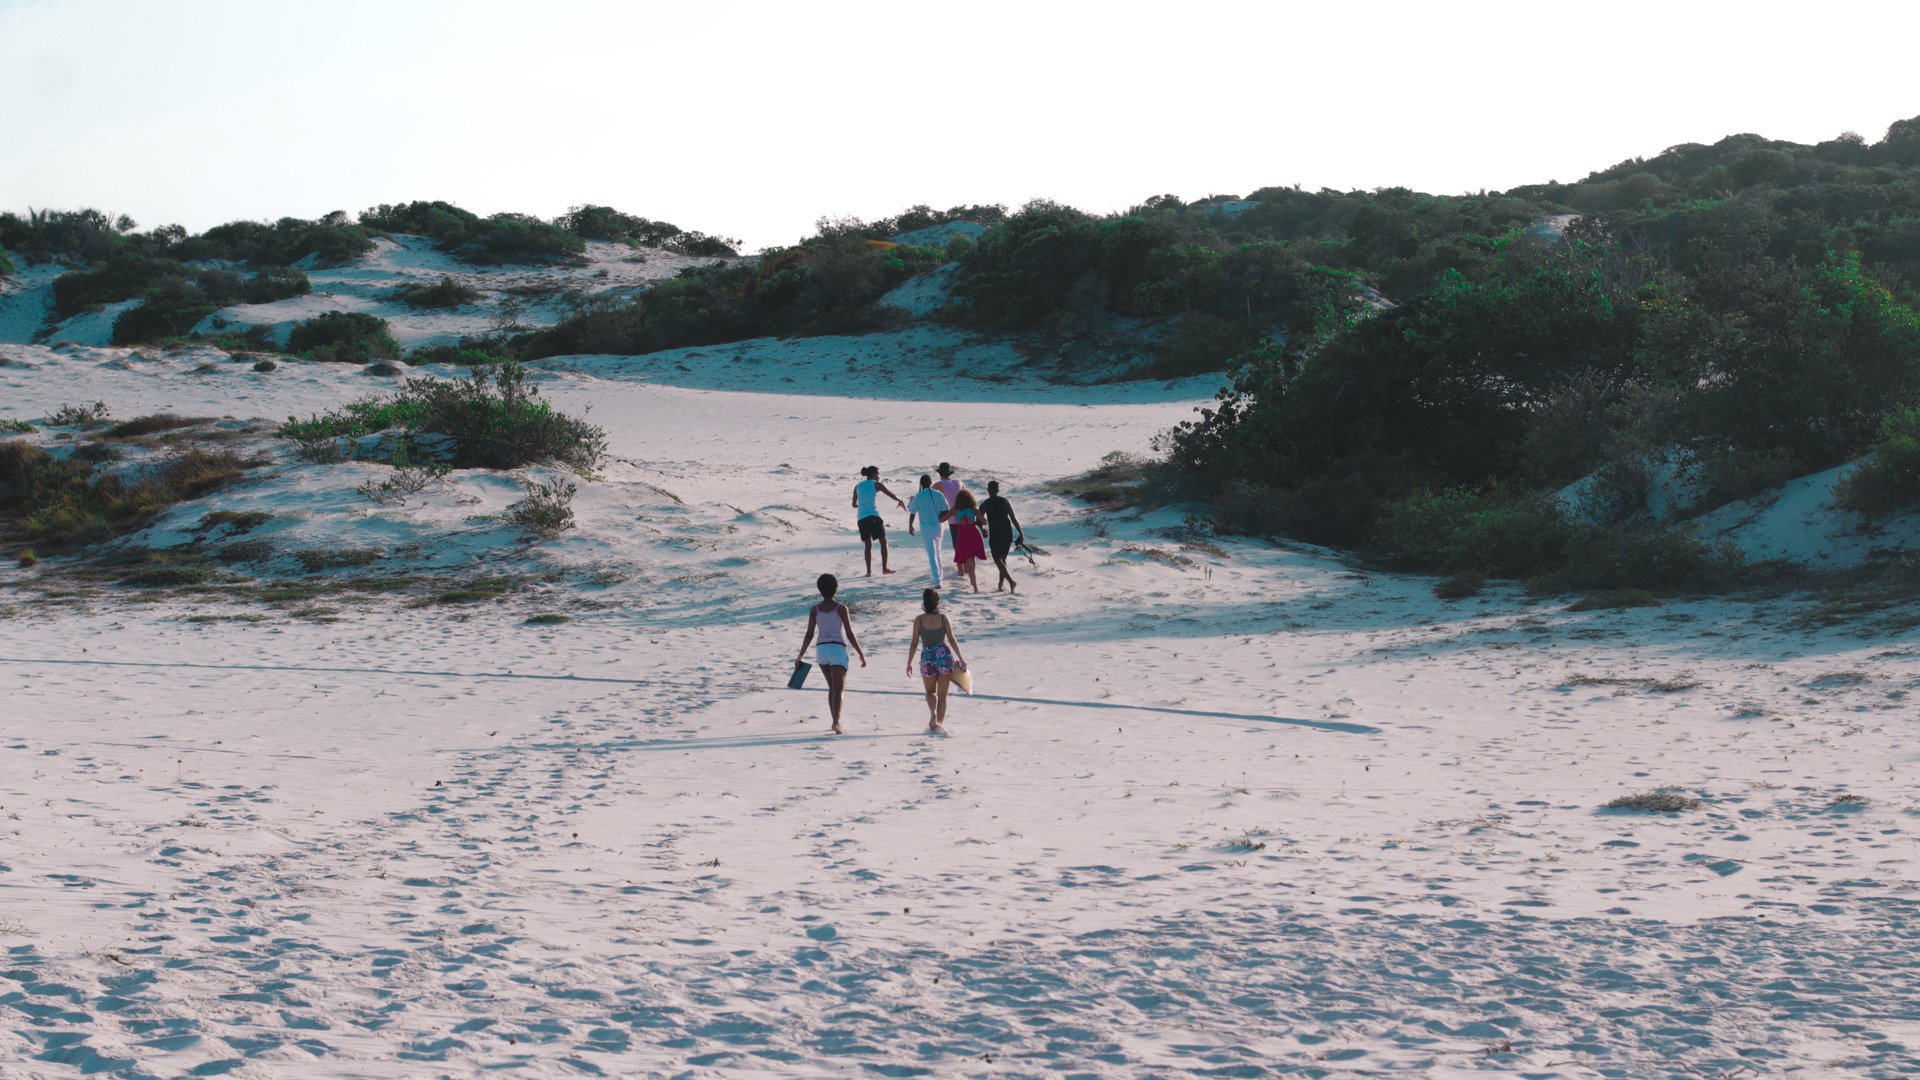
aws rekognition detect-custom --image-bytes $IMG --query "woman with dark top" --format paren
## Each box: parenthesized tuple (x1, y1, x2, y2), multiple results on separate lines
(796, 573, 865, 734)
(979, 480, 1025, 593)
(906, 588, 966, 733)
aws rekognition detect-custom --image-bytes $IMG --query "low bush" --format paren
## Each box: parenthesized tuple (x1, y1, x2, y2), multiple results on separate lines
(507, 476, 577, 535)
(1371, 488, 1573, 579)
(1, 419, 33, 435)
(280, 362, 605, 471)
(0, 208, 124, 264)
(406, 341, 513, 366)
(356, 443, 451, 505)
(393, 275, 481, 309)
(52, 254, 194, 318)
(46, 402, 111, 426)
(1368, 485, 1738, 593)
(171, 213, 374, 267)
(253, 358, 277, 372)
(244, 266, 311, 304)
(555, 204, 741, 256)
(1602, 789, 1702, 812)
(111, 281, 217, 345)
(1433, 571, 1485, 600)
(516, 235, 947, 359)
(0, 242, 14, 276)
(1832, 405, 1920, 515)
(1533, 526, 1739, 594)
(360, 202, 585, 264)
(287, 312, 400, 364)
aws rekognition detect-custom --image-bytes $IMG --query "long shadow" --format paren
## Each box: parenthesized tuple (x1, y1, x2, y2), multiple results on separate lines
(841, 687, 1380, 734)
(478, 731, 925, 755)
(0, 656, 1377, 734)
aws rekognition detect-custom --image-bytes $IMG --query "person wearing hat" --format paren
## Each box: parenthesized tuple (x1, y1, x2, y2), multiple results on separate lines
(851, 465, 906, 577)
(933, 463, 962, 551)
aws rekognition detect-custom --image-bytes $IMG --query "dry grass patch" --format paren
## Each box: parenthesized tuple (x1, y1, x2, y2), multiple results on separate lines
(104, 414, 216, 439)
(1564, 673, 1702, 694)
(1602, 789, 1703, 813)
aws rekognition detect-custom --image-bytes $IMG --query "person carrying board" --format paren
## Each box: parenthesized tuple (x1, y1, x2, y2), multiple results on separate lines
(796, 573, 865, 735)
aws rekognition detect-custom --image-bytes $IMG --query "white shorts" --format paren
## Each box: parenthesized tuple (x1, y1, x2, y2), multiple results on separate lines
(816, 643, 850, 669)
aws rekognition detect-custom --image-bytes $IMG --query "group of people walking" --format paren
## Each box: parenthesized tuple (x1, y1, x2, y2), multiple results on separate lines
(796, 462, 1025, 735)
(853, 462, 1024, 594)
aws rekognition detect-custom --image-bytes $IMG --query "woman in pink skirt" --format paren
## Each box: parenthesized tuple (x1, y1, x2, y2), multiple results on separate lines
(950, 488, 987, 593)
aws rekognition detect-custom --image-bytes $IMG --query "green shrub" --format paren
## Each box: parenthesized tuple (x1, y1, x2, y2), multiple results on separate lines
(1532, 525, 1739, 594)
(253, 358, 277, 372)
(359, 201, 585, 264)
(1832, 405, 1920, 515)
(0, 208, 124, 263)
(393, 275, 481, 309)
(1371, 488, 1574, 578)
(1, 419, 33, 435)
(171, 214, 373, 267)
(507, 475, 577, 534)
(111, 281, 217, 345)
(45, 402, 110, 426)
(280, 362, 605, 471)
(406, 341, 513, 366)
(244, 266, 311, 304)
(287, 312, 400, 364)
(52, 254, 194, 317)
(555, 204, 741, 256)
(1567, 589, 1661, 610)
(518, 235, 946, 359)
(0, 241, 14, 276)
(1602, 789, 1701, 812)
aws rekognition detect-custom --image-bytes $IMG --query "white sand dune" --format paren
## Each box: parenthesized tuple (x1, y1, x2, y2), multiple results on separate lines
(2, 343, 1919, 1076)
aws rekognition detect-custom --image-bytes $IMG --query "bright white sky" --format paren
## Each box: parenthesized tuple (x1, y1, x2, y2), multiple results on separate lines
(3, 0, 1916, 252)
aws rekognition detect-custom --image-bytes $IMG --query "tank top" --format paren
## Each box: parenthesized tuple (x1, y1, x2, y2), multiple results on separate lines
(854, 479, 878, 519)
(816, 603, 845, 645)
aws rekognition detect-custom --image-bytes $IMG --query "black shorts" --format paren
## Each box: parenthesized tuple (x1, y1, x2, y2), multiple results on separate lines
(858, 515, 885, 541)
(989, 533, 1013, 560)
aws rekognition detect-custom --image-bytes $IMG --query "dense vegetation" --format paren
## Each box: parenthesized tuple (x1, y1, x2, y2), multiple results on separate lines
(516, 232, 948, 358)
(555, 204, 740, 256)
(6, 201, 734, 345)
(1160, 117, 1920, 584)
(286, 312, 399, 364)
(359, 201, 585, 264)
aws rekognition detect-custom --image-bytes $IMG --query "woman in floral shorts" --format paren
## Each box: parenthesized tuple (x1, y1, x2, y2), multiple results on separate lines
(906, 587, 967, 733)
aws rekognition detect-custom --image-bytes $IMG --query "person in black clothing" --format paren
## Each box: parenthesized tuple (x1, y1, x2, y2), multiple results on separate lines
(979, 480, 1025, 593)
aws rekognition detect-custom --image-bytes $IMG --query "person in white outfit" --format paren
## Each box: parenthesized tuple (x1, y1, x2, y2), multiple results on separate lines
(906, 473, 952, 589)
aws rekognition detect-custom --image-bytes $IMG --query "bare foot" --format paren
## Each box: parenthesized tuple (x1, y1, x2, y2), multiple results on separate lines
(831, 722, 844, 735)
(883, 567, 896, 574)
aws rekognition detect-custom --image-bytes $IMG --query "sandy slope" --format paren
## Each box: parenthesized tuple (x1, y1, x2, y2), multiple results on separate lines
(2, 343, 1919, 1077)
